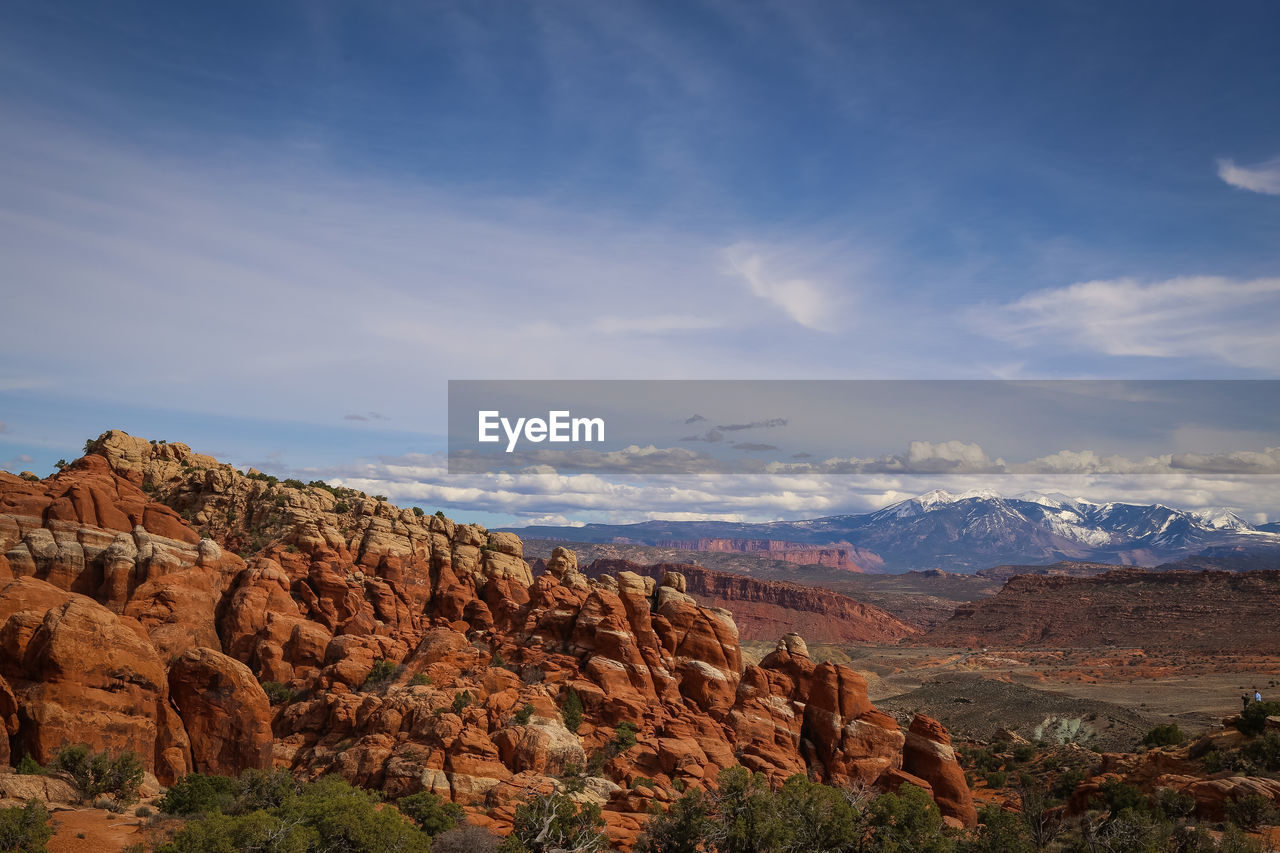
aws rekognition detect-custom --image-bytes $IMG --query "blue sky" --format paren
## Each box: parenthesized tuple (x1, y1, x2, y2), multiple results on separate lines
(3, 1, 1280, 525)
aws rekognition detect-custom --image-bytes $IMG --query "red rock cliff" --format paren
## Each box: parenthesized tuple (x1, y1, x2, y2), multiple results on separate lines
(0, 431, 974, 846)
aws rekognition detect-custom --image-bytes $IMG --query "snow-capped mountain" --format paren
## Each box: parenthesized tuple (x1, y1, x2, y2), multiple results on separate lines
(510, 489, 1280, 573)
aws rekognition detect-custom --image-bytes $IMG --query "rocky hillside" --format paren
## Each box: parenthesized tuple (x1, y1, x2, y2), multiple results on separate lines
(0, 430, 975, 846)
(923, 568, 1280, 652)
(575, 558, 918, 644)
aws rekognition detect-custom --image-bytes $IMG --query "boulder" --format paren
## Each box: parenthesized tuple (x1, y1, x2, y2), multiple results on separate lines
(167, 647, 273, 776)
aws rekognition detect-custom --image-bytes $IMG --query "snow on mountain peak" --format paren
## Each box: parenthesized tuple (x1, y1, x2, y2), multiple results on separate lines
(1192, 508, 1254, 531)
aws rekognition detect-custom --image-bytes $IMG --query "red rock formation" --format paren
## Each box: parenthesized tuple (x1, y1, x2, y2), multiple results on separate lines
(0, 431, 974, 845)
(901, 714, 977, 827)
(654, 538, 883, 572)
(0, 578, 192, 782)
(923, 568, 1280, 651)
(167, 648, 273, 776)
(581, 559, 917, 644)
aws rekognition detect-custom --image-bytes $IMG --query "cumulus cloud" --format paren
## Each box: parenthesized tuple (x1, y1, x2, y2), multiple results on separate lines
(1170, 447, 1280, 475)
(979, 276, 1280, 368)
(1218, 156, 1280, 195)
(271, 448, 1280, 527)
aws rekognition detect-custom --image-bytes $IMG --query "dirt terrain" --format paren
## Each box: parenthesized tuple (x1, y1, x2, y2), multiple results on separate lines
(812, 644, 1280, 744)
(924, 568, 1280, 652)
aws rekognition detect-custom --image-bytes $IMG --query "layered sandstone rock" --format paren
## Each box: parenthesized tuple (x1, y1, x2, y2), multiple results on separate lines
(0, 432, 974, 846)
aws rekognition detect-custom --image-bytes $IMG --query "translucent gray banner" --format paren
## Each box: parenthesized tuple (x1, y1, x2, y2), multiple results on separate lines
(447, 380, 1280, 476)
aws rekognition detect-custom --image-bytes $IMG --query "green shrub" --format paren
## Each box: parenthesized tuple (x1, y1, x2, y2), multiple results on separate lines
(397, 791, 464, 837)
(1097, 779, 1148, 814)
(14, 756, 42, 776)
(451, 690, 475, 715)
(1011, 743, 1036, 763)
(412, 506, 425, 517)
(1142, 723, 1185, 747)
(1051, 766, 1086, 799)
(513, 703, 535, 725)
(282, 478, 305, 489)
(373, 494, 388, 502)
(500, 788, 607, 853)
(435, 510, 446, 519)
(612, 722, 639, 752)
(410, 673, 432, 686)
(561, 688, 583, 732)
(363, 659, 397, 689)
(51, 745, 144, 805)
(1154, 787, 1196, 821)
(157, 774, 429, 853)
(1236, 701, 1280, 736)
(159, 772, 240, 815)
(637, 770, 959, 853)
(0, 800, 52, 853)
(491, 651, 506, 667)
(1241, 729, 1280, 771)
(1226, 793, 1279, 830)
(964, 804, 1035, 853)
(983, 770, 1007, 788)
(260, 681, 295, 706)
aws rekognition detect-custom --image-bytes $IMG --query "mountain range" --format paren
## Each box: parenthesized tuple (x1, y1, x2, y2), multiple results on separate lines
(508, 489, 1280, 573)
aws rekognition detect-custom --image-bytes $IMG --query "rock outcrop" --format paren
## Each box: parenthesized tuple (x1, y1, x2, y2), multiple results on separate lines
(580, 559, 918, 644)
(0, 431, 974, 846)
(923, 569, 1280, 651)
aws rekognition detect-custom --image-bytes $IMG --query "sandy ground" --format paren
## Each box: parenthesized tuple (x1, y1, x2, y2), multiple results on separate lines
(47, 807, 151, 852)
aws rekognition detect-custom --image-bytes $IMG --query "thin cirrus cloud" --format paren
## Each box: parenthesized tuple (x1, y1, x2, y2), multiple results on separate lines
(977, 276, 1280, 369)
(722, 244, 838, 332)
(1217, 156, 1280, 195)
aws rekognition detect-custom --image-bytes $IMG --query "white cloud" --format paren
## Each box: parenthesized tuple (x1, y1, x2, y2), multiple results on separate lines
(1218, 156, 1280, 195)
(723, 244, 837, 331)
(274, 440, 1280, 527)
(979, 276, 1280, 368)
